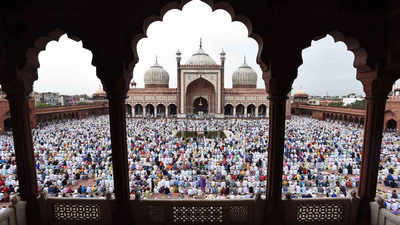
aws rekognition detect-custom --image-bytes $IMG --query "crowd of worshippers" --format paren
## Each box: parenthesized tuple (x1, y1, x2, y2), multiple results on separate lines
(0, 115, 399, 205)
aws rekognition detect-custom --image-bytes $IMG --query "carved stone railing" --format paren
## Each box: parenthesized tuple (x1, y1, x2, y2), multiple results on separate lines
(130, 199, 265, 225)
(0, 208, 17, 225)
(370, 201, 400, 225)
(38, 197, 113, 225)
(283, 198, 357, 225)
(37, 197, 362, 225)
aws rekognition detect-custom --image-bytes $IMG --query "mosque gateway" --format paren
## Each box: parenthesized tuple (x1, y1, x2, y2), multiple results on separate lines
(126, 42, 289, 118)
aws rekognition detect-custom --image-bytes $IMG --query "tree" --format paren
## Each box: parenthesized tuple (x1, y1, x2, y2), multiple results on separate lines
(328, 102, 344, 107)
(348, 100, 366, 109)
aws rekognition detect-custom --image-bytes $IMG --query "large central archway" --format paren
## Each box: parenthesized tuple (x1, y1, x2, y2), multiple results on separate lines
(193, 97, 208, 114)
(185, 78, 216, 114)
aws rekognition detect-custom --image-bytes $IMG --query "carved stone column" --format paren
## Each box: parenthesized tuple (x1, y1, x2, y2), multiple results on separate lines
(2, 78, 40, 223)
(356, 70, 393, 223)
(233, 107, 236, 117)
(255, 106, 258, 117)
(100, 70, 132, 224)
(263, 68, 294, 225)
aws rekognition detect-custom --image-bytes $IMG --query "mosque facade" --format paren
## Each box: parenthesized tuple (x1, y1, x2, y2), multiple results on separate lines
(126, 42, 290, 118)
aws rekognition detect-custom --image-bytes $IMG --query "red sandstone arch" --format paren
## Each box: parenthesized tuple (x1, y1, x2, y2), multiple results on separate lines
(186, 78, 216, 114)
(167, 104, 177, 117)
(134, 104, 144, 116)
(3, 117, 12, 132)
(156, 104, 166, 117)
(145, 104, 155, 117)
(224, 104, 234, 116)
(258, 104, 267, 117)
(130, 0, 267, 78)
(236, 104, 245, 117)
(247, 104, 256, 117)
(384, 110, 396, 130)
(317, 31, 369, 72)
(22, 29, 97, 92)
(125, 104, 132, 117)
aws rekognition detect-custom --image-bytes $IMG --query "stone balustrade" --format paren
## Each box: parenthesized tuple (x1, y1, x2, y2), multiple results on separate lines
(370, 201, 400, 225)
(283, 198, 357, 225)
(34, 197, 362, 225)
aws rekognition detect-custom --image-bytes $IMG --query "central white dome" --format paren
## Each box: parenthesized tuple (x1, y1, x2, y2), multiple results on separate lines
(185, 41, 217, 65)
(232, 57, 257, 87)
(144, 59, 169, 86)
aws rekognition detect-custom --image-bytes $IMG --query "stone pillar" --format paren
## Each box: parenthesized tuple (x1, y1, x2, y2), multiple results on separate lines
(263, 67, 294, 225)
(144, 106, 147, 117)
(233, 107, 236, 117)
(100, 68, 132, 224)
(244, 107, 247, 117)
(153, 105, 156, 117)
(166, 106, 169, 118)
(356, 70, 393, 224)
(266, 95, 287, 201)
(255, 106, 259, 117)
(132, 105, 135, 117)
(2, 79, 40, 222)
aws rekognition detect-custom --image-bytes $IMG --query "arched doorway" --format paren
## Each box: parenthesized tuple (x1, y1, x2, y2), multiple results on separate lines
(186, 78, 216, 114)
(126, 104, 132, 117)
(193, 97, 208, 114)
(134, 104, 143, 116)
(157, 104, 166, 117)
(145, 104, 155, 117)
(258, 104, 267, 117)
(247, 104, 256, 117)
(224, 104, 233, 116)
(236, 104, 244, 117)
(3, 118, 12, 132)
(387, 119, 397, 132)
(168, 104, 177, 116)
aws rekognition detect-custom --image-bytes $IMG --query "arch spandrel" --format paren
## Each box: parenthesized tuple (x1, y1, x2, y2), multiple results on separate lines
(184, 74, 217, 94)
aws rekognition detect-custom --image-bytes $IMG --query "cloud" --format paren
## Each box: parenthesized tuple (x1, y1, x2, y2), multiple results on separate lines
(133, 0, 262, 89)
(35, 35, 101, 96)
(34, 0, 363, 97)
(292, 35, 364, 96)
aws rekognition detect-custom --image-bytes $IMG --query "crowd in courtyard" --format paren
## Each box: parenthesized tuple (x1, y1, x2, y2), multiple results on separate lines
(0, 115, 399, 214)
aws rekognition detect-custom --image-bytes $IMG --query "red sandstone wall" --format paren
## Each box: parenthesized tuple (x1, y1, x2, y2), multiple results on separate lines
(384, 98, 400, 130)
(0, 98, 36, 133)
(286, 95, 291, 119)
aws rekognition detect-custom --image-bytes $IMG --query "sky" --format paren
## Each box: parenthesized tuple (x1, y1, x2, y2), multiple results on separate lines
(34, 0, 365, 97)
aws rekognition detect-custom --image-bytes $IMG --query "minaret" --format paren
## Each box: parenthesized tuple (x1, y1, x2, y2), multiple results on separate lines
(176, 49, 182, 114)
(220, 49, 226, 115)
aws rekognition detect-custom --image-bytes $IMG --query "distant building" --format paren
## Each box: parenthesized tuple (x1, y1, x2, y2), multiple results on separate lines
(125, 42, 286, 118)
(320, 98, 342, 106)
(292, 89, 309, 105)
(307, 98, 320, 106)
(342, 93, 364, 106)
(40, 92, 61, 106)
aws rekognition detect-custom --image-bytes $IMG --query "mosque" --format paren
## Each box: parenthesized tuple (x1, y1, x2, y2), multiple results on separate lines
(126, 41, 290, 118)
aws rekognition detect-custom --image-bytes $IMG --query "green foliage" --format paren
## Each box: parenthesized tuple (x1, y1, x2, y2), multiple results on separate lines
(327, 100, 366, 109)
(35, 103, 54, 108)
(347, 99, 366, 109)
(328, 102, 344, 107)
